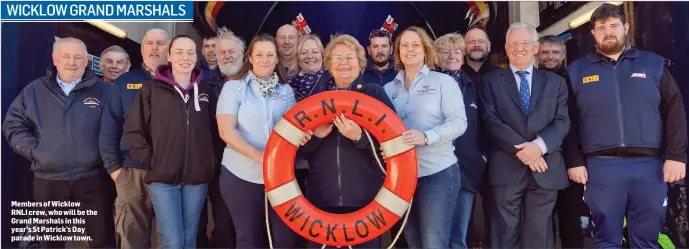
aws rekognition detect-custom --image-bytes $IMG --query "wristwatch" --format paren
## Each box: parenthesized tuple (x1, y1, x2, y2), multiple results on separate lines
(423, 132, 429, 145)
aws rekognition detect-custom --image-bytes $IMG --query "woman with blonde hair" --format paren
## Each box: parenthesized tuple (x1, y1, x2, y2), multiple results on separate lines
(215, 34, 300, 249)
(298, 34, 395, 249)
(384, 26, 468, 249)
(434, 32, 487, 249)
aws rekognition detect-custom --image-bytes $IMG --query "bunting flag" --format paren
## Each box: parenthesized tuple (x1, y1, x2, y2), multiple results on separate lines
(380, 15, 399, 34)
(205, 1, 225, 32)
(465, 1, 489, 28)
(292, 13, 312, 36)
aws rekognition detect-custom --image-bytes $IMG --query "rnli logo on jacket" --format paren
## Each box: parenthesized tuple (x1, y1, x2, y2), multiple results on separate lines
(582, 75, 599, 84)
(198, 93, 210, 102)
(416, 85, 436, 95)
(127, 83, 143, 89)
(631, 71, 647, 79)
(83, 97, 100, 108)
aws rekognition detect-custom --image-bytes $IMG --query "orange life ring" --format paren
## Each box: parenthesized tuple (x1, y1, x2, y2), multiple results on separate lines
(263, 90, 418, 247)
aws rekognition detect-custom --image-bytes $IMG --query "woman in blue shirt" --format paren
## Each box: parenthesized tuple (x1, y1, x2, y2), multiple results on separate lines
(215, 34, 299, 249)
(383, 26, 468, 249)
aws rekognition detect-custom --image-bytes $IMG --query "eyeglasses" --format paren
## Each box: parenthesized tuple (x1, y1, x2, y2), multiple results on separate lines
(332, 56, 357, 64)
(369, 29, 393, 41)
(507, 40, 536, 48)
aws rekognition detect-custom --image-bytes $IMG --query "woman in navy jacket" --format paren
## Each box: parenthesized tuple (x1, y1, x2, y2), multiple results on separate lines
(299, 34, 395, 249)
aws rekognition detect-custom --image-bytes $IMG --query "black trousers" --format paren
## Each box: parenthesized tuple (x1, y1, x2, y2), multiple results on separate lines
(219, 167, 298, 249)
(33, 173, 116, 249)
(198, 169, 237, 248)
(490, 173, 558, 249)
(552, 182, 587, 249)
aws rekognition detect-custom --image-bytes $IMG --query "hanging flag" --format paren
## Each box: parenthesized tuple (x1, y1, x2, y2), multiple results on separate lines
(380, 15, 399, 34)
(292, 13, 312, 36)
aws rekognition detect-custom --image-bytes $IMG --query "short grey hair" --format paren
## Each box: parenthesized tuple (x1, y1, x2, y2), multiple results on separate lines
(538, 35, 566, 49)
(100, 45, 130, 64)
(53, 37, 87, 54)
(143, 28, 170, 43)
(216, 26, 246, 54)
(506, 22, 538, 42)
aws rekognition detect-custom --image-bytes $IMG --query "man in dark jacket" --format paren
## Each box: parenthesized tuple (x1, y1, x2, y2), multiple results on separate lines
(200, 34, 218, 81)
(99, 28, 169, 249)
(3, 37, 115, 249)
(462, 25, 499, 248)
(197, 28, 245, 249)
(565, 4, 687, 249)
(362, 29, 397, 86)
(537, 35, 589, 249)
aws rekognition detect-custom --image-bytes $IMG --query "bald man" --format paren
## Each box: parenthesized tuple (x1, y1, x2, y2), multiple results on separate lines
(276, 24, 299, 78)
(3, 37, 116, 249)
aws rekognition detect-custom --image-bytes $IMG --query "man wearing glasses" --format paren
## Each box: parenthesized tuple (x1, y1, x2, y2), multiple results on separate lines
(363, 29, 397, 86)
(479, 22, 570, 249)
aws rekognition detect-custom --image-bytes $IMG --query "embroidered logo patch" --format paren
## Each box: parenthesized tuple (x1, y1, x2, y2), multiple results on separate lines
(470, 101, 478, 109)
(198, 93, 209, 102)
(631, 70, 647, 79)
(127, 83, 143, 89)
(582, 75, 599, 84)
(83, 97, 100, 108)
(416, 84, 436, 95)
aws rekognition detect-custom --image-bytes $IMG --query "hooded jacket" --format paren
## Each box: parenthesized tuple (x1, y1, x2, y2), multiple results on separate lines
(99, 64, 154, 174)
(3, 67, 110, 181)
(123, 65, 216, 185)
(298, 73, 396, 208)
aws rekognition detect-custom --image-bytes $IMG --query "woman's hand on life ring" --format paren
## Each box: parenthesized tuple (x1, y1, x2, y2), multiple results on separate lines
(333, 113, 363, 141)
(313, 123, 333, 138)
(300, 131, 313, 146)
(402, 130, 427, 146)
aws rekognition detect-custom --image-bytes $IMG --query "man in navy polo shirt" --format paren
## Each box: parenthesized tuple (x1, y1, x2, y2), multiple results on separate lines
(566, 4, 687, 249)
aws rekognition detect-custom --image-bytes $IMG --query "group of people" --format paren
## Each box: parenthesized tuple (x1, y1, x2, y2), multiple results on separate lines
(4, 3, 687, 249)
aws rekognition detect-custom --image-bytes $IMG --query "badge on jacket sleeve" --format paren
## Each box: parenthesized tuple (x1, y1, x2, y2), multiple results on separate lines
(127, 83, 143, 89)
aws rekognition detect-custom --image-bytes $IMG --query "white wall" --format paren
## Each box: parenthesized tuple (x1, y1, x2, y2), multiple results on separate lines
(508, 2, 540, 28)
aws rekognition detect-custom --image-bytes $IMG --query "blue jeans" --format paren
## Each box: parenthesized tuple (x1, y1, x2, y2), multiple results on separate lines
(404, 164, 460, 249)
(149, 183, 208, 249)
(450, 187, 475, 249)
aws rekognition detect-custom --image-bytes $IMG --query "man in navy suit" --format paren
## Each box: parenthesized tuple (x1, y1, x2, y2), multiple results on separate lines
(479, 22, 570, 249)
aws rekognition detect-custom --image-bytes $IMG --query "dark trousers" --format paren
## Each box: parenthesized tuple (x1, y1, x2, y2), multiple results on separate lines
(491, 173, 557, 249)
(552, 182, 587, 249)
(33, 173, 116, 249)
(584, 157, 667, 249)
(219, 167, 298, 249)
(198, 169, 237, 248)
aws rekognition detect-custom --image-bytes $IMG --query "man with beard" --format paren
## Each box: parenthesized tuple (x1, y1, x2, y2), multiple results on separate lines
(99, 28, 169, 249)
(537, 35, 589, 249)
(99, 45, 130, 84)
(566, 4, 687, 249)
(200, 35, 218, 81)
(463, 25, 498, 248)
(276, 24, 299, 79)
(197, 27, 245, 249)
(363, 29, 397, 85)
(462, 26, 499, 83)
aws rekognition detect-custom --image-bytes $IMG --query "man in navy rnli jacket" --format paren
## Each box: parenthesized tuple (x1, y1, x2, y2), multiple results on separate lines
(565, 4, 687, 249)
(99, 28, 169, 249)
(3, 37, 115, 249)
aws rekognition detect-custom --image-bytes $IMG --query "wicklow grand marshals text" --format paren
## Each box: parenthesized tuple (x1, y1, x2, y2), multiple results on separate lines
(0, 1, 193, 21)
